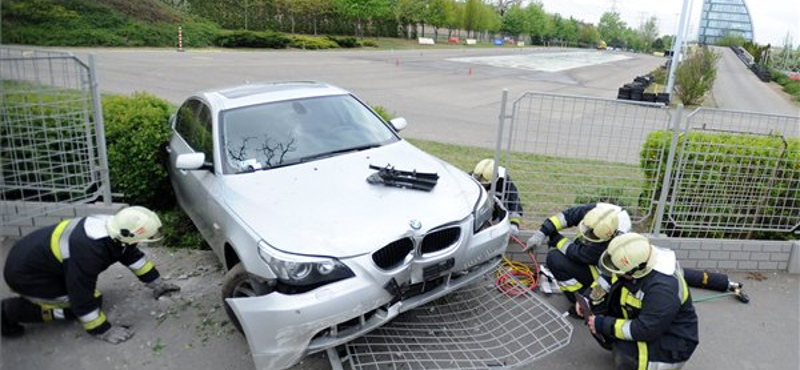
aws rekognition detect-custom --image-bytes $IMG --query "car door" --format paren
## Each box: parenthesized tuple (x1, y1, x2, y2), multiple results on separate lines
(167, 98, 220, 247)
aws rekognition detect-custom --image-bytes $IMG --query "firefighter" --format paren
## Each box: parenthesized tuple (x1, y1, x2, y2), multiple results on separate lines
(524, 203, 631, 307)
(2, 206, 181, 343)
(578, 233, 699, 370)
(471, 158, 523, 235)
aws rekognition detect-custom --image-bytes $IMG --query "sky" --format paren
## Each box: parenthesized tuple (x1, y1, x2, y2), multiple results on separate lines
(536, 0, 800, 47)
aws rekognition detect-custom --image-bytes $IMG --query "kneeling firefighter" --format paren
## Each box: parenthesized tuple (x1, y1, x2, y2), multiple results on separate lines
(579, 233, 699, 370)
(2, 206, 180, 343)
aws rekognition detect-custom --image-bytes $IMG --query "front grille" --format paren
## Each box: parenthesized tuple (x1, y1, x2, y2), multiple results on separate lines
(420, 227, 460, 254)
(372, 237, 413, 269)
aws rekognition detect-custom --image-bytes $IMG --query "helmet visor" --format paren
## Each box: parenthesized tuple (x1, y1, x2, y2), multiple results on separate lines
(578, 222, 604, 243)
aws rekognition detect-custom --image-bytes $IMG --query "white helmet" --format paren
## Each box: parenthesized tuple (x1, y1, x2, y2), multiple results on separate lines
(600, 233, 656, 279)
(578, 203, 620, 243)
(472, 158, 494, 185)
(107, 206, 163, 244)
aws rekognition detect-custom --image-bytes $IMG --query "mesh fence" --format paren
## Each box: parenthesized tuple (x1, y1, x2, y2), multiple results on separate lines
(0, 46, 110, 225)
(497, 92, 673, 233)
(660, 108, 800, 238)
(341, 265, 572, 370)
(495, 91, 800, 238)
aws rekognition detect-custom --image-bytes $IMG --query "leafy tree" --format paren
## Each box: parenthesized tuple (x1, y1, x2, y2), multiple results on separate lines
(638, 16, 658, 52)
(675, 47, 720, 105)
(462, 0, 481, 38)
(395, 0, 427, 39)
(597, 11, 625, 47)
(525, 1, 549, 45)
(428, 0, 452, 40)
(501, 4, 527, 40)
(335, 0, 391, 38)
(578, 22, 600, 46)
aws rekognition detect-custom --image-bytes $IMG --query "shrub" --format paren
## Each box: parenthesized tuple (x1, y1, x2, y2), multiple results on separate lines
(371, 105, 393, 121)
(215, 30, 290, 48)
(641, 130, 800, 239)
(326, 35, 358, 48)
(289, 35, 338, 50)
(159, 208, 208, 249)
(674, 47, 720, 106)
(103, 92, 173, 209)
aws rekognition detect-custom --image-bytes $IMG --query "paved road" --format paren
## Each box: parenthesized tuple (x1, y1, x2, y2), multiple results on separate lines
(69, 47, 666, 149)
(711, 46, 799, 116)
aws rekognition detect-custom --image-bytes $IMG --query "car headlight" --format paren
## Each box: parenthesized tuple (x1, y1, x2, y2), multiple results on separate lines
(473, 189, 495, 233)
(257, 241, 354, 291)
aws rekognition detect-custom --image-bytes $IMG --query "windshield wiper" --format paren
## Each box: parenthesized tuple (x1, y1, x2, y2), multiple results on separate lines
(300, 143, 381, 163)
(367, 164, 439, 191)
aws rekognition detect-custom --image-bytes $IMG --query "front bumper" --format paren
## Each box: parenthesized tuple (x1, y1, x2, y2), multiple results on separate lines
(227, 216, 510, 370)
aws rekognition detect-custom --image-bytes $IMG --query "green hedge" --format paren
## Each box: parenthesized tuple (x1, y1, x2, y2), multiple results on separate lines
(103, 92, 173, 209)
(641, 130, 800, 239)
(215, 30, 290, 48)
(289, 35, 339, 50)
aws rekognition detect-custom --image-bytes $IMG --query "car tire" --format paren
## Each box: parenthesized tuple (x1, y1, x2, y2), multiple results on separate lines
(222, 263, 256, 335)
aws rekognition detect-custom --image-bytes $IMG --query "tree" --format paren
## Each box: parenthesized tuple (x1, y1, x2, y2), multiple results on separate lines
(462, 0, 481, 38)
(395, 0, 427, 39)
(335, 0, 391, 38)
(501, 4, 527, 40)
(638, 16, 658, 52)
(675, 47, 720, 105)
(578, 22, 600, 47)
(597, 11, 625, 48)
(428, 0, 452, 41)
(525, 1, 549, 45)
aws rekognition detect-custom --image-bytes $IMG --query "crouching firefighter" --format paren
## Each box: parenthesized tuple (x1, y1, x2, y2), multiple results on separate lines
(471, 158, 524, 236)
(578, 233, 699, 370)
(523, 203, 631, 309)
(2, 206, 181, 343)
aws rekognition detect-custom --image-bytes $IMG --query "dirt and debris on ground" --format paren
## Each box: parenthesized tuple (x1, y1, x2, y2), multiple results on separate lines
(0, 243, 330, 370)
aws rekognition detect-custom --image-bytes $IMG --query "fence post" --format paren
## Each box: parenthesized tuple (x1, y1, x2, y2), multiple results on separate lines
(490, 89, 510, 200)
(89, 55, 112, 205)
(652, 104, 683, 236)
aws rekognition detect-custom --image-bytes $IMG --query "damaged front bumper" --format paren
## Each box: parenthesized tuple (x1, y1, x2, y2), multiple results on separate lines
(227, 217, 510, 370)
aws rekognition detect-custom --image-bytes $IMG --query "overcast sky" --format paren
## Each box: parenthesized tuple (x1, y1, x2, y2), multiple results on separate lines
(536, 0, 799, 47)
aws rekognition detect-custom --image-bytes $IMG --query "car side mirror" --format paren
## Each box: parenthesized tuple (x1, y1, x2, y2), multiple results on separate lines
(176, 153, 212, 171)
(390, 117, 408, 132)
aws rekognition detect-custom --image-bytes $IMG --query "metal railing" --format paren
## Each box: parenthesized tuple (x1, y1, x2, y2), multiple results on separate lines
(493, 90, 800, 238)
(1, 46, 111, 226)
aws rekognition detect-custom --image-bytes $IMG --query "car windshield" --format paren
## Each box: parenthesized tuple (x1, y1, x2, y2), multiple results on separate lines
(220, 94, 399, 174)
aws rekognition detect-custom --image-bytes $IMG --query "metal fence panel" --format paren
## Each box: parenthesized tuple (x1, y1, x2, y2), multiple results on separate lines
(1, 46, 110, 226)
(662, 108, 800, 237)
(499, 92, 672, 232)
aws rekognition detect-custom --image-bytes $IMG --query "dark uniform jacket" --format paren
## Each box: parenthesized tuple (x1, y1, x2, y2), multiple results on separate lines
(3, 216, 160, 334)
(591, 249, 699, 365)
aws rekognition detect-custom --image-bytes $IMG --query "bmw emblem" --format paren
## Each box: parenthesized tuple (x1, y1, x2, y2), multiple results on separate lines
(409, 220, 422, 230)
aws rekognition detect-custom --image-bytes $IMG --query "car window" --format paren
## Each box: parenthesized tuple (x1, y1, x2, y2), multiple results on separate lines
(175, 98, 214, 164)
(220, 95, 398, 174)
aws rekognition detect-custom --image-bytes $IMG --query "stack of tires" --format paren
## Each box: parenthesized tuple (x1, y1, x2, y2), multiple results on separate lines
(751, 64, 771, 82)
(618, 74, 668, 105)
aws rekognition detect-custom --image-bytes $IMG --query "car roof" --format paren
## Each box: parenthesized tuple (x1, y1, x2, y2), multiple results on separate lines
(200, 81, 350, 111)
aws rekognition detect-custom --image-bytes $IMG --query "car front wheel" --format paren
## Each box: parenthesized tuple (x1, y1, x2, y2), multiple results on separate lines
(222, 263, 260, 334)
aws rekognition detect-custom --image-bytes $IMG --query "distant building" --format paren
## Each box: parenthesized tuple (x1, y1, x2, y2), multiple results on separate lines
(698, 0, 754, 44)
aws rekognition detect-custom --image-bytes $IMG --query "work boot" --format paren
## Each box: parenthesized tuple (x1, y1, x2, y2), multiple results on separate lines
(2, 307, 25, 338)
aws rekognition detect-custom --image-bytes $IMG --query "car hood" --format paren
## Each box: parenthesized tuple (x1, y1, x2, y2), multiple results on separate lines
(221, 140, 481, 257)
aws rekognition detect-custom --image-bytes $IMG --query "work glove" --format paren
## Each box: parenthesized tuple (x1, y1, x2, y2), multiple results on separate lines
(147, 278, 181, 300)
(523, 230, 547, 253)
(509, 223, 520, 237)
(96, 325, 134, 344)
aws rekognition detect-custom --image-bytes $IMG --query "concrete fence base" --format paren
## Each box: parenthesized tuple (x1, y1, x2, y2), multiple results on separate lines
(510, 232, 799, 274)
(1, 201, 126, 238)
